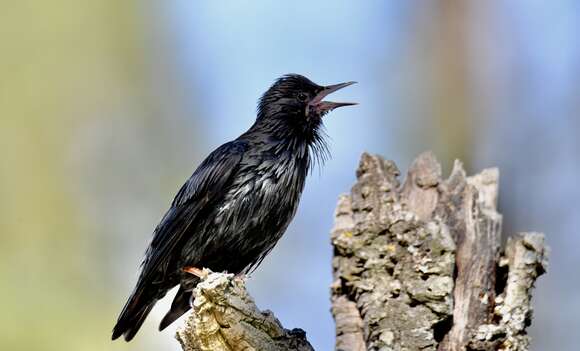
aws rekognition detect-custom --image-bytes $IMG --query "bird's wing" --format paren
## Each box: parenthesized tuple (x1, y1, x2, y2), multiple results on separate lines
(139, 141, 246, 283)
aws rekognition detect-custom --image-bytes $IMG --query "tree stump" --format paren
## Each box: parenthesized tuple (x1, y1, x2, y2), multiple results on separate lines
(175, 270, 314, 351)
(176, 152, 548, 351)
(331, 152, 547, 351)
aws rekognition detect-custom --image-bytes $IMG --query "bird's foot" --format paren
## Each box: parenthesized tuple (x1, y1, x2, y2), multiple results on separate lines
(182, 266, 208, 279)
(234, 272, 251, 282)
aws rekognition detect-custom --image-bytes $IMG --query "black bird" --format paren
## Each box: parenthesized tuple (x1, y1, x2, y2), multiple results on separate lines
(112, 74, 356, 341)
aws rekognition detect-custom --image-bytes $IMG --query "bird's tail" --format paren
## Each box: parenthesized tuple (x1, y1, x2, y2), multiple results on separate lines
(112, 286, 157, 341)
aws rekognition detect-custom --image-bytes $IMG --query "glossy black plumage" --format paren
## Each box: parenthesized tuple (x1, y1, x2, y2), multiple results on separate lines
(112, 74, 356, 341)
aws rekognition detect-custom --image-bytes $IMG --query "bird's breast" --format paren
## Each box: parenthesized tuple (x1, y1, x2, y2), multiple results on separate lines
(181, 149, 310, 274)
(214, 154, 308, 235)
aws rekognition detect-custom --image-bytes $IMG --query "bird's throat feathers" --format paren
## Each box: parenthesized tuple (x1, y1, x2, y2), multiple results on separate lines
(247, 113, 330, 173)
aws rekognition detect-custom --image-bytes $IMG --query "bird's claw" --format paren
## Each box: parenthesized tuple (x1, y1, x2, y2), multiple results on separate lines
(182, 266, 207, 279)
(234, 273, 251, 282)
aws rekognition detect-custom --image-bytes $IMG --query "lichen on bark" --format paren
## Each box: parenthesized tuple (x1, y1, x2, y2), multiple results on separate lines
(176, 270, 314, 351)
(331, 152, 547, 351)
(331, 152, 456, 351)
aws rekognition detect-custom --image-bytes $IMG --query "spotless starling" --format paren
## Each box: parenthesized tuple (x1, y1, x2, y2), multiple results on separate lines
(112, 74, 356, 341)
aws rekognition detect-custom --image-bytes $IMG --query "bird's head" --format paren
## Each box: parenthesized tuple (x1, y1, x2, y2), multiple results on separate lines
(256, 74, 356, 137)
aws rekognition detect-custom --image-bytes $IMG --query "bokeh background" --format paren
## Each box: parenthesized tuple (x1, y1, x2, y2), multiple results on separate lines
(1, 1, 579, 350)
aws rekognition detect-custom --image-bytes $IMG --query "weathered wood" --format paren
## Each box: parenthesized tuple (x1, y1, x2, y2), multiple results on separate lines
(469, 232, 548, 351)
(176, 270, 314, 351)
(437, 163, 502, 351)
(176, 152, 547, 351)
(331, 152, 456, 351)
(331, 152, 547, 351)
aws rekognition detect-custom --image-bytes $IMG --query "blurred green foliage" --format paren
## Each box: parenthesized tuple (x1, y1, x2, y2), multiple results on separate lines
(0, 2, 150, 350)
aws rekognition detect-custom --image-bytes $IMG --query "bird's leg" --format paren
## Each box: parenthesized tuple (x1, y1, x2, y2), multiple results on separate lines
(234, 272, 251, 282)
(182, 266, 207, 279)
(183, 266, 250, 282)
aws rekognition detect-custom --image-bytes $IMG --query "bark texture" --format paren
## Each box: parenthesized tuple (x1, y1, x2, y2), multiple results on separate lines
(176, 152, 547, 351)
(176, 270, 314, 351)
(331, 152, 547, 351)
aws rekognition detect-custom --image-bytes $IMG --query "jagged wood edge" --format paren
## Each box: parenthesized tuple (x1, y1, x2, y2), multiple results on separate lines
(331, 152, 456, 351)
(176, 270, 314, 351)
(331, 152, 548, 351)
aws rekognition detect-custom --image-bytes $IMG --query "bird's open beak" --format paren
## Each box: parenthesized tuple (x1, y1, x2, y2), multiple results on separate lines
(309, 81, 357, 115)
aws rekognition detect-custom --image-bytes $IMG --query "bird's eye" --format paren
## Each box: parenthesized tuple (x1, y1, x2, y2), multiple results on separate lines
(297, 92, 308, 102)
